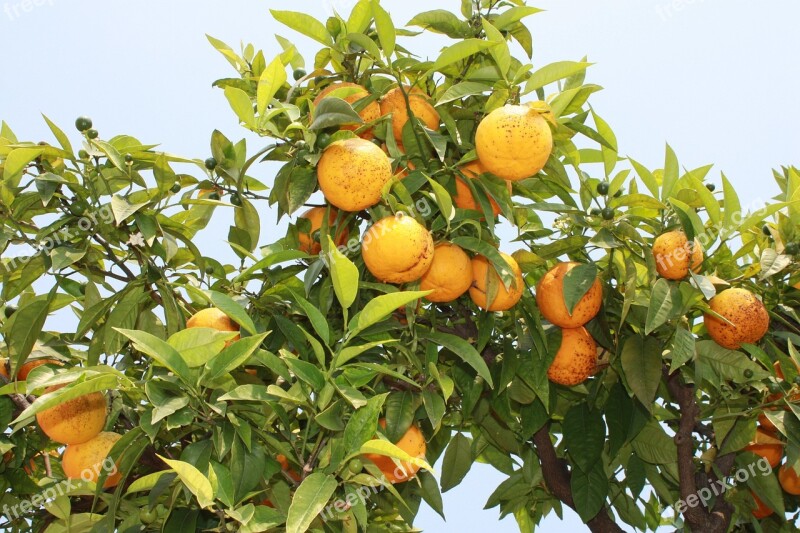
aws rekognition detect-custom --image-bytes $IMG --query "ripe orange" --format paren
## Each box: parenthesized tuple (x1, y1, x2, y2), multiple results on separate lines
(17, 359, 64, 381)
(36, 384, 107, 445)
(419, 243, 472, 303)
(297, 206, 349, 255)
(652, 231, 703, 279)
(469, 252, 524, 311)
(751, 492, 774, 519)
(187, 307, 241, 344)
(475, 104, 553, 181)
(453, 161, 512, 217)
(317, 138, 393, 212)
(362, 215, 434, 284)
(704, 288, 769, 349)
(547, 327, 598, 386)
(0, 358, 8, 380)
(62, 431, 122, 488)
(312, 82, 380, 139)
(779, 463, 800, 495)
(380, 87, 440, 142)
(363, 419, 426, 484)
(536, 262, 602, 328)
(276, 453, 302, 482)
(745, 428, 783, 468)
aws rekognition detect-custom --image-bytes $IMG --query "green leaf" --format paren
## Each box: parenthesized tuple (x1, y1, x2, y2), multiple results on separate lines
(283, 357, 326, 390)
(562, 263, 597, 315)
(431, 39, 495, 73)
(371, 0, 395, 57)
(525, 61, 592, 93)
(631, 421, 677, 464)
(416, 328, 493, 387)
(359, 440, 432, 471)
(629, 157, 660, 198)
(158, 455, 214, 508)
(670, 198, 705, 242)
(11, 373, 121, 424)
(620, 336, 662, 407)
(669, 325, 696, 372)
(343, 394, 386, 455)
(257, 55, 287, 116)
(6, 290, 54, 378)
(481, 18, 510, 77)
(661, 144, 679, 200)
(110, 195, 148, 226)
(441, 433, 472, 492)
(270, 10, 332, 46)
(206, 291, 257, 335)
(741, 453, 785, 515)
(285, 473, 338, 533)
(695, 340, 770, 383)
(721, 173, 741, 238)
(168, 328, 236, 368)
(309, 97, 363, 130)
(325, 235, 359, 310)
(645, 279, 676, 335)
(290, 290, 330, 345)
(205, 333, 269, 381)
(225, 86, 256, 128)
(2, 147, 44, 186)
(336, 339, 399, 367)
(571, 461, 608, 522)
(234, 197, 261, 252)
(492, 6, 543, 30)
(42, 114, 73, 154)
(563, 403, 605, 473)
(355, 290, 430, 332)
(347, 0, 373, 34)
(450, 236, 516, 289)
(115, 329, 192, 381)
(436, 82, 491, 105)
(407, 10, 470, 38)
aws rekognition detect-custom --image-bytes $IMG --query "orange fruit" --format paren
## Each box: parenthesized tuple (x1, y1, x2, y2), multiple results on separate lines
(475, 104, 553, 181)
(363, 419, 426, 484)
(62, 431, 122, 488)
(453, 161, 512, 217)
(652, 231, 703, 279)
(0, 358, 8, 380)
(536, 262, 602, 328)
(745, 428, 783, 468)
(317, 138, 393, 212)
(380, 87, 440, 142)
(547, 327, 598, 386)
(312, 82, 380, 139)
(759, 392, 785, 434)
(276, 453, 302, 483)
(704, 288, 769, 349)
(779, 463, 800, 495)
(751, 492, 774, 519)
(17, 359, 63, 381)
(36, 384, 108, 445)
(297, 206, 349, 255)
(187, 307, 241, 345)
(419, 243, 473, 303)
(469, 252, 524, 311)
(362, 215, 434, 284)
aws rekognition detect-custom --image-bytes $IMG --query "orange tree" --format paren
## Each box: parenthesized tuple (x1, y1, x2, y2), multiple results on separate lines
(1, 1, 800, 531)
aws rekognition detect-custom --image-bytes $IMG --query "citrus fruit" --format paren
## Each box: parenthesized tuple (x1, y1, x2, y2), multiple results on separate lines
(453, 161, 512, 217)
(297, 206, 349, 255)
(751, 492, 773, 519)
(704, 288, 769, 349)
(652, 231, 703, 279)
(380, 86, 440, 142)
(536, 262, 602, 328)
(363, 419, 426, 484)
(0, 358, 8, 380)
(17, 359, 63, 381)
(276, 453, 302, 482)
(362, 215, 434, 284)
(779, 463, 800, 495)
(547, 327, 598, 386)
(475, 104, 553, 181)
(186, 307, 241, 344)
(62, 431, 122, 488)
(36, 384, 107, 445)
(469, 252, 524, 311)
(312, 82, 381, 139)
(75, 116, 92, 132)
(745, 428, 783, 468)
(204, 157, 217, 170)
(419, 243, 472, 303)
(317, 138, 393, 211)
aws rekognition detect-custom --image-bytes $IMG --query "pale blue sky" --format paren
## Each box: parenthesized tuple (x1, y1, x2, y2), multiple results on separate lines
(2, 1, 799, 531)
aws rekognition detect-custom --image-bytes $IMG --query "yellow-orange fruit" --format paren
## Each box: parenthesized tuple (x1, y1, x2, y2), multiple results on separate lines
(652, 231, 704, 279)
(704, 288, 769, 349)
(475, 104, 553, 181)
(187, 307, 240, 344)
(536, 262, 602, 328)
(779, 464, 800, 495)
(419, 243, 472, 303)
(453, 161, 512, 218)
(17, 359, 63, 381)
(745, 428, 783, 468)
(313, 82, 381, 139)
(759, 392, 785, 434)
(317, 138, 393, 212)
(276, 453, 302, 482)
(362, 215, 434, 284)
(547, 327, 598, 386)
(469, 253, 524, 311)
(0, 358, 8, 380)
(380, 87, 440, 142)
(363, 419, 426, 484)
(36, 384, 107, 445)
(297, 207, 349, 255)
(751, 492, 774, 519)
(62, 432, 122, 488)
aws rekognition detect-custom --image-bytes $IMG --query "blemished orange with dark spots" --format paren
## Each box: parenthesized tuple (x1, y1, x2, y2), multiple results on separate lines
(536, 262, 602, 328)
(380, 87, 440, 142)
(779, 463, 800, 495)
(363, 419, 426, 484)
(751, 492, 774, 519)
(317, 138, 393, 212)
(475, 104, 553, 181)
(652, 231, 704, 279)
(296, 206, 349, 255)
(745, 428, 783, 468)
(469, 252, 524, 311)
(312, 82, 380, 139)
(36, 384, 107, 445)
(62, 431, 122, 488)
(187, 307, 240, 345)
(419, 243, 472, 303)
(453, 161, 512, 217)
(704, 288, 769, 349)
(547, 327, 598, 386)
(362, 215, 434, 284)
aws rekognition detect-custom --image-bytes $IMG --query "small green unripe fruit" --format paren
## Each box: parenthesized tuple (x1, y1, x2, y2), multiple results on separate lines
(602, 207, 615, 220)
(124, 154, 133, 163)
(75, 116, 92, 132)
(170, 183, 181, 194)
(763, 225, 772, 236)
(293, 68, 307, 81)
(204, 157, 218, 170)
(316, 132, 333, 149)
(786, 242, 799, 255)
(614, 190, 623, 198)
(705, 183, 716, 192)
(596, 182, 610, 195)
(230, 193, 242, 206)
(87, 129, 99, 139)
(4, 306, 17, 319)
(208, 192, 221, 201)
(326, 17, 342, 38)
(589, 208, 602, 216)
(347, 459, 363, 474)
(139, 508, 157, 524)
(205, 266, 215, 275)
(743, 369, 754, 379)
(78, 150, 89, 160)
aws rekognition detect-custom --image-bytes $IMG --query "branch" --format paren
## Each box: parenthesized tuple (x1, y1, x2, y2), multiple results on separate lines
(533, 426, 624, 533)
